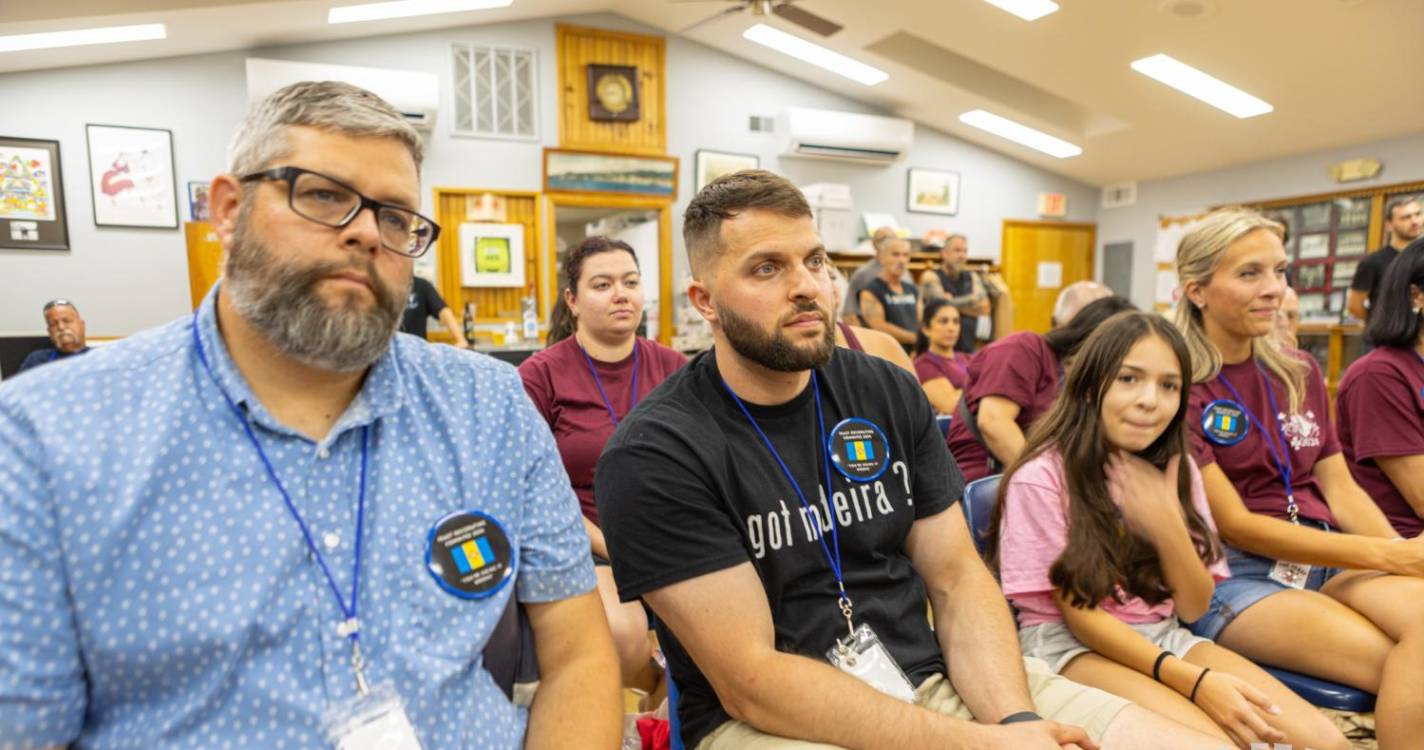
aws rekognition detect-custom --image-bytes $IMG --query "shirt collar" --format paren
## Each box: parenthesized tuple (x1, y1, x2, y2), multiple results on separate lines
(191, 282, 405, 443)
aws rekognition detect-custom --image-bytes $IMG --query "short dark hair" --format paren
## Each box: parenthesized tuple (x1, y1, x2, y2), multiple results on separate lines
(1386, 195, 1421, 222)
(1042, 295, 1137, 359)
(682, 169, 811, 277)
(1365, 240, 1424, 348)
(546, 235, 639, 344)
(916, 296, 959, 355)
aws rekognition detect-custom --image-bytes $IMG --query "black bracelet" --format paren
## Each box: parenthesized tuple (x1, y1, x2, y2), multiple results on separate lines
(1189, 668, 1211, 703)
(1151, 651, 1172, 683)
(999, 711, 1042, 725)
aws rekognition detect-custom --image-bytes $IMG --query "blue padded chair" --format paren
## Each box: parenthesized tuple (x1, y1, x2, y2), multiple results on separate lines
(667, 672, 685, 750)
(959, 475, 1376, 711)
(936, 414, 953, 440)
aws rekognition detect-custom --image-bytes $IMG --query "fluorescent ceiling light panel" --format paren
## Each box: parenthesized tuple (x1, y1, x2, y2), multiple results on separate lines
(0, 23, 166, 53)
(1130, 54, 1273, 118)
(328, 0, 513, 24)
(743, 24, 888, 86)
(958, 109, 1081, 158)
(982, 0, 1059, 21)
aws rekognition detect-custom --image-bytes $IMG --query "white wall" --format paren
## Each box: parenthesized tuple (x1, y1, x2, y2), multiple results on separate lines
(1099, 131, 1424, 308)
(0, 11, 1098, 336)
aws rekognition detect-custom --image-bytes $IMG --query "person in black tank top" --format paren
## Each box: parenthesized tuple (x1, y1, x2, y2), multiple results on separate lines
(919, 233, 988, 353)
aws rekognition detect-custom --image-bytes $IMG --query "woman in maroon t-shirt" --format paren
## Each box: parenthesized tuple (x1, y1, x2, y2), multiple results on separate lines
(518, 236, 686, 700)
(913, 297, 970, 414)
(1338, 242, 1424, 538)
(1174, 208, 1424, 745)
(945, 295, 1135, 481)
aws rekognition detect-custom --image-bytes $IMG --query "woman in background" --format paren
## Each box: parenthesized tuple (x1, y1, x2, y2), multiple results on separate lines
(914, 297, 971, 414)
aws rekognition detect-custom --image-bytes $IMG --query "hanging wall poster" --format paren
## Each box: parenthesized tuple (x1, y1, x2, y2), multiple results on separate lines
(86, 124, 179, 229)
(0, 136, 69, 250)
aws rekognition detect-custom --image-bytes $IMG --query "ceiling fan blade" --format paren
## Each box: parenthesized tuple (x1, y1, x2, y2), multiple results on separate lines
(677, 4, 746, 34)
(772, 2, 843, 36)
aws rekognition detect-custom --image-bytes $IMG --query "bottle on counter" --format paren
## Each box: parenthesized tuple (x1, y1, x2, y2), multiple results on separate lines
(521, 296, 539, 343)
(462, 302, 476, 347)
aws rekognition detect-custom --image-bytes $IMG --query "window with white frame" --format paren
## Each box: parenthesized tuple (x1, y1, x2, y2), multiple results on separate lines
(452, 43, 538, 140)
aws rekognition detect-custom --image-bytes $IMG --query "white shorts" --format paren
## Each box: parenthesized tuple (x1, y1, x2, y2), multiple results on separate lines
(1019, 615, 1211, 674)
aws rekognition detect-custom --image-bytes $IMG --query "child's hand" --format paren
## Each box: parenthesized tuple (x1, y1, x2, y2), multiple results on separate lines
(1107, 452, 1187, 541)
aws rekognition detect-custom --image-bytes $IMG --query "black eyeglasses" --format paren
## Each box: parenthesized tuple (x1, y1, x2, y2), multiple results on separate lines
(240, 166, 441, 258)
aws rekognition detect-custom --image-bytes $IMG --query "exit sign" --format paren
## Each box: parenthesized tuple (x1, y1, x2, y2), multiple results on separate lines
(1038, 192, 1068, 218)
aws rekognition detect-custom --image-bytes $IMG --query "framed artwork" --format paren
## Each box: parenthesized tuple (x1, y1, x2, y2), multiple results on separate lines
(694, 149, 759, 192)
(0, 136, 69, 251)
(1297, 233, 1330, 260)
(187, 181, 210, 222)
(544, 148, 677, 197)
(1296, 263, 1327, 290)
(86, 124, 178, 229)
(587, 64, 640, 122)
(906, 167, 960, 215)
(1332, 260, 1359, 287)
(459, 222, 525, 288)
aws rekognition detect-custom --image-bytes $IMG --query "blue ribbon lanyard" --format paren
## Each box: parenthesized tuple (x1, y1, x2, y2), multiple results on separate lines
(581, 341, 639, 427)
(190, 318, 375, 695)
(721, 371, 856, 638)
(1217, 366, 1298, 524)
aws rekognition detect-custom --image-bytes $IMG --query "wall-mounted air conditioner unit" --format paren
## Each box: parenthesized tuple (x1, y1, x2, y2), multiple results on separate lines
(783, 107, 914, 165)
(245, 58, 440, 132)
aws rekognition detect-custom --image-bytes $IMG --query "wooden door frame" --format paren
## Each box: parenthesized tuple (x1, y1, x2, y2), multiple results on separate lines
(544, 191, 675, 345)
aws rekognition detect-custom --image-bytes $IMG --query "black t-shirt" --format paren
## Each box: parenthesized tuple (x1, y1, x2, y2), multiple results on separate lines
(596, 348, 963, 748)
(932, 268, 980, 353)
(1350, 245, 1400, 319)
(399, 276, 448, 338)
(864, 277, 920, 347)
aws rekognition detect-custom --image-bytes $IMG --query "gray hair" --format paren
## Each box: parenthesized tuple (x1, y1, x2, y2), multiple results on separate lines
(227, 81, 424, 175)
(1051, 280, 1110, 326)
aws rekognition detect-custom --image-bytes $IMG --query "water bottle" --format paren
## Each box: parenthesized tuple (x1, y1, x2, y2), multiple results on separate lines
(521, 296, 539, 343)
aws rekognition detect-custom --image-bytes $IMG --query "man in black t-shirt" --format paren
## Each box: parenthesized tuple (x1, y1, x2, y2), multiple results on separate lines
(596, 170, 1224, 750)
(1348, 195, 1422, 323)
(399, 275, 469, 346)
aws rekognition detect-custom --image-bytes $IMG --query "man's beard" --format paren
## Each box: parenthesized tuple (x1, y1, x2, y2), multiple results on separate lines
(223, 208, 406, 373)
(718, 299, 835, 372)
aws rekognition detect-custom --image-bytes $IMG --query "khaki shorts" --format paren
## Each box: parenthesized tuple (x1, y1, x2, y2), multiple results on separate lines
(696, 657, 1131, 749)
(1020, 616, 1211, 674)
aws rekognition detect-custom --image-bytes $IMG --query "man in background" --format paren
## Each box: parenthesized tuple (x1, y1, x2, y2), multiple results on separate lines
(1349, 195, 1422, 322)
(17, 299, 91, 374)
(843, 226, 906, 326)
(919, 232, 989, 353)
(1051, 280, 1111, 327)
(400, 274, 470, 347)
(859, 236, 921, 353)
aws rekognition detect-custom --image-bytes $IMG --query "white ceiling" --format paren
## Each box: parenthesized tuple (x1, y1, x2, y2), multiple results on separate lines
(4, 0, 1422, 187)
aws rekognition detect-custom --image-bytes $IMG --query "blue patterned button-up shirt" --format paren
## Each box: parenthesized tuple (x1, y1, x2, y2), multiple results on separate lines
(0, 286, 595, 749)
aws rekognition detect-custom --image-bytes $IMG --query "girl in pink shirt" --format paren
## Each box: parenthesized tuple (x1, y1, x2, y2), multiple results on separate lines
(991, 311, 1345, 750)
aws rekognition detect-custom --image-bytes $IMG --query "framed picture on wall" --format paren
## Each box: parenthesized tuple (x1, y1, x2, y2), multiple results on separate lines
(0, 136, 69, 251)
(906, 167, 960, 215)
(544, 148, 677, 197)
(694, 149, 759, 192)
(586, 64, 640, 122)
(86, 124, 179, 229)
(459, 222, 526, 288)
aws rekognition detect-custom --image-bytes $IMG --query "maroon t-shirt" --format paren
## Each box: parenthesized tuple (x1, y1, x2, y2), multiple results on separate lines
(914, 350, 971, 389)
(1187, 353, 1340, 526)
(945, 332, 1062, 481)
(519, 336, 687, 524)
(1337, 346, 1424, 537)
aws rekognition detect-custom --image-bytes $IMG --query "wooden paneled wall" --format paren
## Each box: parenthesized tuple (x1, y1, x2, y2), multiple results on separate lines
(556, 24, 666, 156)
(432, 188, 543, 339)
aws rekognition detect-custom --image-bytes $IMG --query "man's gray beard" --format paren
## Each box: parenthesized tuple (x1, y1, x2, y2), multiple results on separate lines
(223, 212, 406, 373)
(718, 300, 834, 373)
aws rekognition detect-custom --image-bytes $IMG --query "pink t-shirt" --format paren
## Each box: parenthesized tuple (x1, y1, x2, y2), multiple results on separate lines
(946, 332, 1062, 481)
(1337, 346, 1424, 537)
(519, 336, 687, 524)
(1187, 352, 1340, 527)
(998, 449, 1230, 628)
(914, 350, 971, 390)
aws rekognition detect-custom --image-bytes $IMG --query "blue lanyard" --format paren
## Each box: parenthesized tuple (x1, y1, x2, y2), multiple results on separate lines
(48, 350, 59, 363)
(581, 340, 639, 428)
(1217, 365, 1298, 523)
(190, 317, 375, 694)
(721, 371, 856, 635)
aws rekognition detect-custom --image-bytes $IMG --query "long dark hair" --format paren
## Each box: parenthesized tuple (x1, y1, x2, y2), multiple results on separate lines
(915, 297, 958, 356)
(986, 311, 1221, 609)
(1042, 295, 1137, 359)
(1365, 240, 1424, 349)
(547, 236, 639, 344)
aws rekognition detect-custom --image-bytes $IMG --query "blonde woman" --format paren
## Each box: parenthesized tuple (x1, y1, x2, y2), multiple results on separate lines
(1174, 207, 1424, 748)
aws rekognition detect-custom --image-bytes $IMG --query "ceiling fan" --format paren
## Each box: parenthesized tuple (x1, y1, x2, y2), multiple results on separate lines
(674, 0, 843, 37)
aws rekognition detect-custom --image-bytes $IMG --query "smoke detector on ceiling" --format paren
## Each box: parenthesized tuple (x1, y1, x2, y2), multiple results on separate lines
(1158, 0, 1217, 19)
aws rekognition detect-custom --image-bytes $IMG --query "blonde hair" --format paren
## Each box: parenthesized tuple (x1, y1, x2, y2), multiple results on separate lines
(1173, 207, 1307, 412)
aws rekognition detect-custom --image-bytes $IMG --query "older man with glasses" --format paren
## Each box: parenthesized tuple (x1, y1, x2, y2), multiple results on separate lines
(16, 299, 91, 374)
(0, 81, 620, 750)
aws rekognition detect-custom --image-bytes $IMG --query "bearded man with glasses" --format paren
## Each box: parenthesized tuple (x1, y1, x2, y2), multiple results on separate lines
(0, 81, 621, 750)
